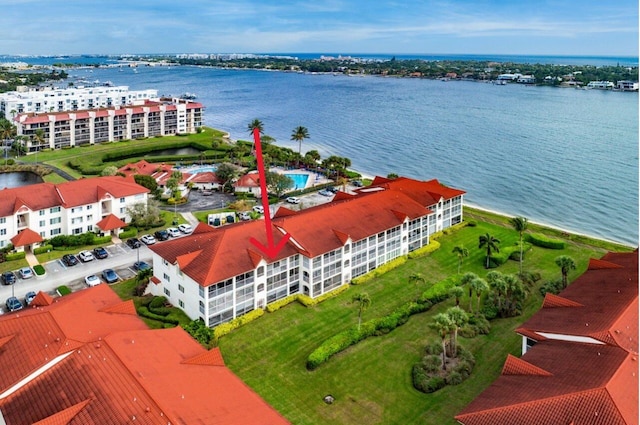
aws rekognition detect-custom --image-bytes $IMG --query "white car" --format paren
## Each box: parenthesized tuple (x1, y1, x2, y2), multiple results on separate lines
(85, 274, 102, 287)
(238, 211, 251, 221)
(78, 250, 95, 262)
(286, 197, 301, 204)
(178, 224, 193, 234)
(252, 205, 264, 214)
(19, 267, 33, 279)
(167, 227, 181, 237)
(140, 234, 157, 245)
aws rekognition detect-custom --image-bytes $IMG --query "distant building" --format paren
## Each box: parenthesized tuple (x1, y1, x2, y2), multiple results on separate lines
(0, 284, 289, 424)
(456, 251, 638, 425)
(14, 98, 203, 151)
(516, 75, 535, 84)
(586, 81, 615, 90)
(616, 80, 639, 91)
(0, 85, 158, 118)
(147, 176, 465, 327)
(0, 176, 148, 250)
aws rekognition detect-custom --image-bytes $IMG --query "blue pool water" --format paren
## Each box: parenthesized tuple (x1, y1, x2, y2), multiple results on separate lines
(285, 174, 309, 190)
(186, 166, 218, 174)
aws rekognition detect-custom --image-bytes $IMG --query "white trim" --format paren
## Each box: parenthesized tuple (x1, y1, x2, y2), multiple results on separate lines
(536, 332, 606, 345)
(0, 350, 74, 399)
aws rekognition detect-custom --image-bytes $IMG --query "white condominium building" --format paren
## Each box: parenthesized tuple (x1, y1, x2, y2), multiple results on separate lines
(14, 99, 203, 151)
(0, 85, 158, 118)
(147, 176, 465, 327)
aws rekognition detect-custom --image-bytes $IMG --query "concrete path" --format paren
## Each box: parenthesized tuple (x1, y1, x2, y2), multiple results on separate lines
(182, 212, 199, 226)
(25, 252, 39, 267)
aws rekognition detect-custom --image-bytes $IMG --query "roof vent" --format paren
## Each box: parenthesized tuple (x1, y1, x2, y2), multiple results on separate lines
(585, 323, 589, 326)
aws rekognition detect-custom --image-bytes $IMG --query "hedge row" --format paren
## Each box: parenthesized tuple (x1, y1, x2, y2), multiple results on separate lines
(137, 306, 180, 325)
(33, 245, 54, 255)
(101, 140, 209, 162)
(118, 228, 138, 239)
(524, 233, 566, 250)
(351, 256, 408, 285)
(5, 252, 26, 261)
(306, 300, 431, 370)
(297, 284, 350, 307)
(407, 240, 441, 259)
(418, 275, 458, 304)
(488, 242, 532, 268)
(213, 308, 265, 340)
(265, 295, 298, 313)
(33, 265, 46, 275)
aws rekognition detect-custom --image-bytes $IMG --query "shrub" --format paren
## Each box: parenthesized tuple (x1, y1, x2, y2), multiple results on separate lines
(466, 220, 477, 227)
(33, 245, 54, 255)
(149, 296, 167, 309)
(137, 306, 179, 325)
(5, 252, 26, 261)
(213, 308, 265, 340)
(351, 256, 408, 284)
(540, 278, 564, 296)
(421, 354, 442, 373)
(480, 303, 499, 320)
(446, 371, 463, 385)
(265, 295, 298, 312)
(407, 240, 441, 259)
(33, 265, 46, 275)
(418, 276, 457, 304)
(297, 284, 349, 307)
(411, 370, 446, 393)
(6, 159, 14, 165)
(56, 285, 72, 296)
(524, 233, 566, 249)
(118, 228, 138, 239)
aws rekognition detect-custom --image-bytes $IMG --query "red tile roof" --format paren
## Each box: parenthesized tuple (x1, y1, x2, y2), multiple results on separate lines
(117, 159, 173, 177)
(95, 213, 126, 231)
(150, 184, 434, 285)
(456, 341, 638, 425)
(0, 284, 288, 425)
(10, 228, 43, 247)
(234, 172, 260, 188)
(517, 251, 638, 352)
(360, 176, 466, 206)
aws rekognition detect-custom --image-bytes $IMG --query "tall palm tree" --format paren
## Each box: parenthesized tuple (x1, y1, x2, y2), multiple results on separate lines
(247, 119, 264, 135)
(478, 233, 500, 268)
(555, 255, 576, 288)
(445, 306, 468, 357)
(452, 245, 469, 274)
(449, 286, 465, 307)
(0, 119, 16, 164)
(486, 271, 506, 311)
(460, 272, 478, 312)
(32, 128, 46, 160)
(509, 216, 529, 274)
(290, 126, 309, 168)
(470, 277, 489, 312)
(352, 292, 371, 331)
(430, 313, 454, 370)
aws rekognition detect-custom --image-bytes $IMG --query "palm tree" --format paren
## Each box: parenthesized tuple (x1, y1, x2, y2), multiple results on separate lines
(247, 119, 264, 135)
(510, 216, 529, 274)
(555, 255, 576, 288)
(452, 245, 469, 274)
(352, 292, 371, 331)
(0, 119, 16, 164)
(470, 277, 489, 312)
(409, 272, 427, 300)
(32, 128, 46, 161)
(449, 286, 465, 307)
(290, 126, 309, 168)
(430, 313, 454, 370)
(460, 272, 478, 312)
(478, 233, 500, 268)
(446, 306, 468, 357)
(486, 271, 506, 311)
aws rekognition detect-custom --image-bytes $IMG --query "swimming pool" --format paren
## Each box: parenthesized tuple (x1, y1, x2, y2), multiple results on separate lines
(285, 173, 309, 190)
(185, 166, 218, 174)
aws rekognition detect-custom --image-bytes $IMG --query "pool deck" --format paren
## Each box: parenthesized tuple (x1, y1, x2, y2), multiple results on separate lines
(271, 167, 330, 190)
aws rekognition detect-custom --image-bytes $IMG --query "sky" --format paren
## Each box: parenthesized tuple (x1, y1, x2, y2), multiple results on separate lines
(1, 0, 638, 57)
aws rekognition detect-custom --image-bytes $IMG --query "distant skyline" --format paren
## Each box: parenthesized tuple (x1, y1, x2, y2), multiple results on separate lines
(1, 0, 638, 57)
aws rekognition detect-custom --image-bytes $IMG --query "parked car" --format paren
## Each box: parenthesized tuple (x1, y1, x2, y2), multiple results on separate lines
(252, 205, 264, 214)
(154, 229, 170, 241)
(318, 189, 333, 197)
(25, 291, 37, 305)
(126, 238, 142, 249)
(78, 250, 95, 262)
(167, 227, 181, 237)
(6, 296, 23, 312)
(286, 197, 301, 204)
(102, 269, 119, 284)
(85, 274, 102, 287)
(140, 234, 157, 245)
(93, 246, 109, 259)
(133, 261, 151, 271)
(19, 267, 33, 279)
(328, 186, 339, 193)
(1, 271, 16, 285)
(238, 211, 251, 221)
(62, 254, 79, 267)
(178, 224, 193, 234)
(352, 180, 364, 187)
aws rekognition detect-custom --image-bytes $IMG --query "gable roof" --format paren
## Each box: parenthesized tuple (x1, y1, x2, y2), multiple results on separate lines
(10, 228, 43, 247)
(0, 284, 288, 425)
(517, 251, 638, 351)
(359, 176, 466, 206)
(117, 159, 173, 177)
(95, 213, 127, 231)
(234, 172, 260, 188)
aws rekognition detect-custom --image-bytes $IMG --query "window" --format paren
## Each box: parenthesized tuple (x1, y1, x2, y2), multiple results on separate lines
(179, 300, 184, 308)
(72, 228, 82, 235)
(39, 220, 45, 227)
(87, 214, 93, 221)
(87, 205, 93, 210)
(119, 208, 125, 214)
(178, 284, 184, 293)
(199, 286, 205, 298)
(164, 288, 171, 297)
(163, 273, 170, 282)
(50, 207, 61, 213)
(49, 217, 61, 225)
(39, 210, 45, 216)
(0, 229, 5, 236)
(0, 218, 5, 224)
(257, 266, 264, 277)
(120, 197, 125, 203)
(50, 228, 61, 236)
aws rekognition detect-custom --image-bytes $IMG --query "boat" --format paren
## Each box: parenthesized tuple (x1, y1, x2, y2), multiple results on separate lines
(586, 81, 614, 90)
(181, 92, 197, 100)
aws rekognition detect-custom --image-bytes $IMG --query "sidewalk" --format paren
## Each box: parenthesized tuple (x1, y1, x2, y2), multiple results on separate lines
(25, 252, 39, 267)
(182, 212, 200, 227)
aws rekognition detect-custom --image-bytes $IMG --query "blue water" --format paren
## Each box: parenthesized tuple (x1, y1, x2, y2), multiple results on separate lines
(185, 166, 218, 174)
(29, 62, 640, 246)
(285, 174, 310, 190)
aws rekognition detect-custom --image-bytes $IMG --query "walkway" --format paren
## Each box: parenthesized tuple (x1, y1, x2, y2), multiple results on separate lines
(25, 252, 39, 267)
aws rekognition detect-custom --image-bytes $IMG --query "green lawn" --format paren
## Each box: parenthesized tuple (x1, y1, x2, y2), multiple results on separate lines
(218, 219, 613, 425)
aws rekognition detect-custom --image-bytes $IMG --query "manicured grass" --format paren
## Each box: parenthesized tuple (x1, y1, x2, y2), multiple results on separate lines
(41, 172, 69, 184)
(218, 220, 610, 425)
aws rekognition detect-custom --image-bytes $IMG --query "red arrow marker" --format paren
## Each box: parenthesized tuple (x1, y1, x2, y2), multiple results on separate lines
(249, 128, 291, 259)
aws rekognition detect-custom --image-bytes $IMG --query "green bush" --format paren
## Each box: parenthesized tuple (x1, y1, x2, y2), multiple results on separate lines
(5, 252, 26, 261)
(33, 265, 46, 275)
(407, 240, 441, 259)
(137, 306, 179, 325)
(418, 276, 457, 304)
(213, 308, 265, 340)
(56, 285, 72, 296)
(421, 354, 442, 373)
(6, 159, 14, 165)
(351, 256, 407, 285)
(149, 296, 167, 309)
(33, 245, 53, 255)
(466, 220, 477, 227)
(540, 278, 564, 296)
(93, 235, 112, 245)
(297, 284, 349, 307)
(265, 295, 298, 312)
(524, 233, 566, 249)
(118, 228, 138, 239)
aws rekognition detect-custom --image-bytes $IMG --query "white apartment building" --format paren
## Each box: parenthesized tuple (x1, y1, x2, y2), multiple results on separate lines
(0, 176, 149, 250)
(148, 176, 465, 327)
(14, 99, 203, 151)
(0, 85, 158, 118)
